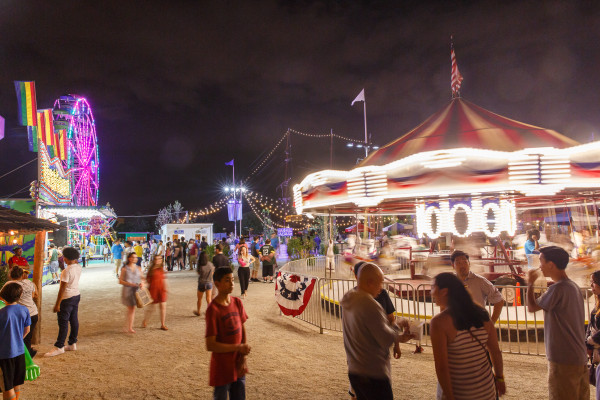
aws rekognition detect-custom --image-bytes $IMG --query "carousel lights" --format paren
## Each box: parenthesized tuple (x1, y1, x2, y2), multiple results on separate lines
(416, 199, 516, 239)
(449, 203, 473, 238)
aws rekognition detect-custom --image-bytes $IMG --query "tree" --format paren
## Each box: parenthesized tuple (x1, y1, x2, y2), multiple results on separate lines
(261, 209, 274, 237)
(155, 207, 171, 231)
(172, 200, 184, 222)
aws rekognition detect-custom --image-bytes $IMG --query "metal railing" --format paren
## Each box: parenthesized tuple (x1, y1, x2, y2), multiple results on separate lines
(279, 256, 595, 356)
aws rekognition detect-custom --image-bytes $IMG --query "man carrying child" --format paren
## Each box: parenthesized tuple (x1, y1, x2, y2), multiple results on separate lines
(0, 282, 31, 400)
(205, 267, 251, 400)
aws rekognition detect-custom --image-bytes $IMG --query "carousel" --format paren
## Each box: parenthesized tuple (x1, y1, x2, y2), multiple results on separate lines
(293, 96, 600, 290)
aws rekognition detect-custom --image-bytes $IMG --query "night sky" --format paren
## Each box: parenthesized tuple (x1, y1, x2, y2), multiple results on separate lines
(1, 1, 600, 221)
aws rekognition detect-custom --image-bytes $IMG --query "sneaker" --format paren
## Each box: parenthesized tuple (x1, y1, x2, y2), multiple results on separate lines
(44, 347, 65, 357)
(65, 343, 77, 351)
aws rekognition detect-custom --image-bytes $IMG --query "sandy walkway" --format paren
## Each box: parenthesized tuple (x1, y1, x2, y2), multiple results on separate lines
(24, 262, 588, 399)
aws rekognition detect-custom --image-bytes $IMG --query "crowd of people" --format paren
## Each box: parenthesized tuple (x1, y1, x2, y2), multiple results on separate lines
(2, 233, 599, 399)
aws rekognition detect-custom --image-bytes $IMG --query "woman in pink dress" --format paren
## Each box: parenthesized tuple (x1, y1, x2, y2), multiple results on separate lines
(142, 255, 168, 330)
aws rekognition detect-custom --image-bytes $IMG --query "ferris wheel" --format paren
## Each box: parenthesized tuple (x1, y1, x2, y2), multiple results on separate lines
(53, 95, 100, 206)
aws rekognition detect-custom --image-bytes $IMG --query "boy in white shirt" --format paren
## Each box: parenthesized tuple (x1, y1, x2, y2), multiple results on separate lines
(45, 247, 83, 357)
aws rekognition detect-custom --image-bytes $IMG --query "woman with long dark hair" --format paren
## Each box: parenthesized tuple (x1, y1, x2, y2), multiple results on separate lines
(430, 272, 505, 400)
(143, 255, 168, 330)
(193, 251, 215, 316)
(586, 270, 600, 399)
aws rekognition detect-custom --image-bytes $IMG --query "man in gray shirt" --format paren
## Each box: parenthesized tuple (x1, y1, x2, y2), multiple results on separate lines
(451, 250, 504, 323)
(527, 246, 588, 400)
(341, 263, 412, 400)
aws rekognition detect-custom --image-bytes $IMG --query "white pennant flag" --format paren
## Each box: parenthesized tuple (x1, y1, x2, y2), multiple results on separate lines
(351, 89, 365, 106)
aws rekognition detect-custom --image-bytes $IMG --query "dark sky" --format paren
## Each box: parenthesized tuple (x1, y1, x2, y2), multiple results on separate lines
(1, 1, 600, 219)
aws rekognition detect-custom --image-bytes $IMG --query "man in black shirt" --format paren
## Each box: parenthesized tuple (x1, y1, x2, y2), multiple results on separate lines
(200, 237, 208, 252)
(212, 244, 230, 269)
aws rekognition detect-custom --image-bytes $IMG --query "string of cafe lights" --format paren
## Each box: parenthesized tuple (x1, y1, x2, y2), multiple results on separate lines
(242, 128, 376, 185)
(241, 131, 289, 184)
(245, 195, 284, 230)
(177, 194, 234, 223)
(243, 191, 292, 217)
(287, 128, 371, 144)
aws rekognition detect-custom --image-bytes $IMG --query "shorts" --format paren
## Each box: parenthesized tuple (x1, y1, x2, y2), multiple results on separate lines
(114, 259, 123, 268)
(49, 261, 59, 274)
(252, 258, 260, 273)
(198, 282, 213, 292)
(0, 354, 25, 392)
(262, 264, 274, 277)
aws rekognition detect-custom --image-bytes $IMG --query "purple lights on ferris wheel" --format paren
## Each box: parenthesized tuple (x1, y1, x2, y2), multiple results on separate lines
(53, 95, 100, 206)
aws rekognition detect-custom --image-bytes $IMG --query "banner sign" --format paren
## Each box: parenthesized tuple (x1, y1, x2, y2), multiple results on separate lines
(275, 272, 317, 317)
(277, 228, 293, 237)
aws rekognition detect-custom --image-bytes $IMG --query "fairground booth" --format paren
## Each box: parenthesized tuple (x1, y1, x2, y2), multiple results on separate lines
(0, 205, 62, 342)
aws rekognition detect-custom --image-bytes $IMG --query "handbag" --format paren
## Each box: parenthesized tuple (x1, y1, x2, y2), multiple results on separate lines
(590, 362, 597, 386)
(135, 287, 153, 308)
(469, 328, 500, 400)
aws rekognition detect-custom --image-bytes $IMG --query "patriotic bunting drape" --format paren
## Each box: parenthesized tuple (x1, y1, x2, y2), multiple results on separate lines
(14, 81, 37, 126)
(275, 272, 317, 317)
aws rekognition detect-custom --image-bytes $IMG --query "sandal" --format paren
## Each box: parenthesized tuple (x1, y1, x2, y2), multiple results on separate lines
(160, 325, 169, 331)
(193, 310, 200, 316)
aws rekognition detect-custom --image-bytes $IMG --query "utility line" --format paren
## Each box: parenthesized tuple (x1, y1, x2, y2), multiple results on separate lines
(1, 184, 32, 198)
(0, 158, 37, 181)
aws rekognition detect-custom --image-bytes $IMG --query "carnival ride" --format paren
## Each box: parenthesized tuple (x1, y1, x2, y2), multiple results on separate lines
(293, 97, 600, 294)
(53, 95, 99, 207)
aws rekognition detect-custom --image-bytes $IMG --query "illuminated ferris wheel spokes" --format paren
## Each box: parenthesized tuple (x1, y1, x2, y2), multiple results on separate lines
(53, 95, 99, 206)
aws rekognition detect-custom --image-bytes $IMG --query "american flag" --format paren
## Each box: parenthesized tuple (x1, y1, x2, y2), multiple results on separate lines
(451, 37, 463, 97)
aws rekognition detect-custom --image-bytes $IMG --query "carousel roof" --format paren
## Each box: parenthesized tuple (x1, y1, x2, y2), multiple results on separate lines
(361, 98, 579, 167)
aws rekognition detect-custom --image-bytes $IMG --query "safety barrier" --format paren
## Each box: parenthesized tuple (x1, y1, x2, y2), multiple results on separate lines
(279, 256, 595, 356)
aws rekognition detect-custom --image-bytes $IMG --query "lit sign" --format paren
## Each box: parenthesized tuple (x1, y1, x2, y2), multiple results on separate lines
(39, 143, 71, 205)
(278, 228, 293, 237)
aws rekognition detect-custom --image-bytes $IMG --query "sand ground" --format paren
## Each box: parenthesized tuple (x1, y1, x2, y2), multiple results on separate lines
(24, 262, 591, 399)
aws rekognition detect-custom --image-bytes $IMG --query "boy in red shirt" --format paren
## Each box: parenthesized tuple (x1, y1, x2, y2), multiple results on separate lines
(205, 267, 250, 400)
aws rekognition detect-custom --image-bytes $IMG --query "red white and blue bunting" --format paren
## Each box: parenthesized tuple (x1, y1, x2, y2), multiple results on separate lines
(275, 272, 317, 317)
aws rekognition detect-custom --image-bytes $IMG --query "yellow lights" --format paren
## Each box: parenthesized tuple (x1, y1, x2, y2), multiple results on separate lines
(41, 163, 71, 197)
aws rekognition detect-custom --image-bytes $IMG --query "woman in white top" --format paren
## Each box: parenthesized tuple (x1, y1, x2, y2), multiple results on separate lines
(3, 266, 38, 357)
(237, 245, 255, 299)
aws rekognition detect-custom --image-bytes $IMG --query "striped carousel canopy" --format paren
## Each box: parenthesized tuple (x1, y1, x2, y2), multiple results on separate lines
(361, 98, 579, 167)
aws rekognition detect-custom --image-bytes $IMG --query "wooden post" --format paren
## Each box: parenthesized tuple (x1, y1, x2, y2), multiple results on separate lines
(32, 231, 46, 345)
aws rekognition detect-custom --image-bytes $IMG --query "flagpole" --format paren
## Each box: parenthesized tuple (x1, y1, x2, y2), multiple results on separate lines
(232, 161, 237, 238)
(363, 100, 368, 158)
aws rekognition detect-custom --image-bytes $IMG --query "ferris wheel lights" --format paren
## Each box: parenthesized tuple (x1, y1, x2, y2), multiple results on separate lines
(346, 143, 354, 147)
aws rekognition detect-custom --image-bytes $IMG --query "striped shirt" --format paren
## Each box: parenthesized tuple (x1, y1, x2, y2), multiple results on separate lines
(437, 327, 496, 400)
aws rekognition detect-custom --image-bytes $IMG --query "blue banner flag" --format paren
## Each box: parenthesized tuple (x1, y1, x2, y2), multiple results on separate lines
(225, 159, 234, 166)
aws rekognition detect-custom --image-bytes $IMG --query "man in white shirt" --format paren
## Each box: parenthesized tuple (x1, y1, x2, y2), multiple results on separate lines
(45, 247, 83, 357)
(451, 250, 504, 323)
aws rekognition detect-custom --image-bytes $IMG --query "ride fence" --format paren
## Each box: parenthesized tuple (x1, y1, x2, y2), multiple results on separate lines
(279, 256, 595, 356)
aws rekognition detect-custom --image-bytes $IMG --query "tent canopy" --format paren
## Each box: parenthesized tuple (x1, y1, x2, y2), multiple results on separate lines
(361, 98, 579, 167)
(383, 222, 414, 232)
(544, 211, 598, 225)
(0, 206, 62, 235)
(345, 224, 375, 233)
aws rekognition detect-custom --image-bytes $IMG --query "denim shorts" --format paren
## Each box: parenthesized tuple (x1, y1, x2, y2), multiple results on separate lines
(198, 281, 213, 292)
(49, 261, 59, 273)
